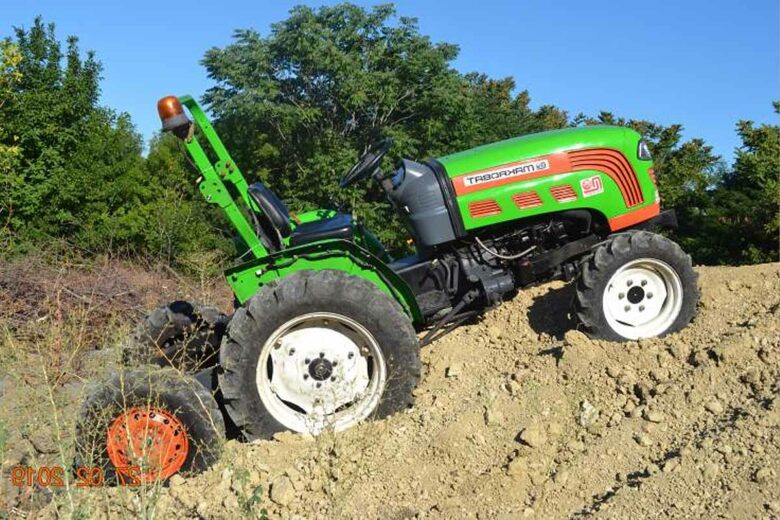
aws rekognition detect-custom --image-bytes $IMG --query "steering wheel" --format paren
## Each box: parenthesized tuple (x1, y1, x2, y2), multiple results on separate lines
(339, 138, 393, 188)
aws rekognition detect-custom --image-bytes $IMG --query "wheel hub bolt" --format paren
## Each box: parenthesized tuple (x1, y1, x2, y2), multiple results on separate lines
(289, 348, 295, 355)
(305, 358, 311, 364)
(348, 352, 354, 359)
(618, 292, 625, 299)
(647, 292, 653, 299)
(330, 376, 336, 382)
(303, 374, 309, 380)
(641, 280, 647, 286)
(319, 352, 325, 358)
(316, 382, 322, 388)
(627, 280, 633, 286)
(639, 305, 645, 311)
(624, 305, 631, 312)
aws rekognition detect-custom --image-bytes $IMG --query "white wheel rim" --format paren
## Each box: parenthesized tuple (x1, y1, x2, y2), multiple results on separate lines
(256, 312, 386, 434)
(602, 258, 684, 340)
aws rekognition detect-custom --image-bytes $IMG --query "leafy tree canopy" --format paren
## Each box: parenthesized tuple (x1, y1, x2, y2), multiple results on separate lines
(0, 40, 23, 225)
(1, 18, 143, 246)
(1, 7, 776, 267)
(0, 18, 227, 263)
(699, 103, 779, 264)
(201, 3, 565, 248)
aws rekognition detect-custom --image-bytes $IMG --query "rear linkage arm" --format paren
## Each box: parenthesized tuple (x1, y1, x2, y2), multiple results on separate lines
(166, 95, 269, 260)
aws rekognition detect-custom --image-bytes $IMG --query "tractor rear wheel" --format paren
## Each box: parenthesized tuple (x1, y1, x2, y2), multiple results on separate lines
(219, 270, 420, 440)
(74, 368, 224, 484)
(575, 230, 699, 341)
(122, 301, 229, 372)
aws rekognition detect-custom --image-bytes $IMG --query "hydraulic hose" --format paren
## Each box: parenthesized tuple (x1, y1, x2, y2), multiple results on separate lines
(474, 237, 536, 260)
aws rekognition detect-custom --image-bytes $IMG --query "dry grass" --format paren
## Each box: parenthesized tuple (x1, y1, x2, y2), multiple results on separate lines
(0, 255, 232, 518)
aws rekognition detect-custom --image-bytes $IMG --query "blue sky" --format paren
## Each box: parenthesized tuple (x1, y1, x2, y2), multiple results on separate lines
(4, 0, 778, 163)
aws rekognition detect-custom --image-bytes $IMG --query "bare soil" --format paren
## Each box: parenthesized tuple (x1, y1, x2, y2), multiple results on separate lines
(1, 260, 778, 519)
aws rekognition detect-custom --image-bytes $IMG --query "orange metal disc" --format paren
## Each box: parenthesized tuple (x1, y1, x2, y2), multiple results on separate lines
(106, 406, 189, 482)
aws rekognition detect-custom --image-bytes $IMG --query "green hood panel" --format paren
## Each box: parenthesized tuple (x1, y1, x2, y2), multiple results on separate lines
(437, 126, 636, 176)
(435, 125, 658, 232)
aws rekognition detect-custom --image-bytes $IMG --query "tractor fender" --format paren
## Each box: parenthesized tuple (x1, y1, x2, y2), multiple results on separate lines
(223, 239, 423, 325)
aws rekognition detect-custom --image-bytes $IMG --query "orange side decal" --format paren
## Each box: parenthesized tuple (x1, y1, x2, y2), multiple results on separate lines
(608, 202, 660, 231)
(453, 153, 572, 195)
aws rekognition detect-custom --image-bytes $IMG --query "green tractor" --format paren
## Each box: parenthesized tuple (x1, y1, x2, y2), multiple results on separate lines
(76, 94, 698, 482)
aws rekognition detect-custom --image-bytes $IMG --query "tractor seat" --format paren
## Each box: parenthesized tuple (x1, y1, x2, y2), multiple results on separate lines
(247, 181, 353, 249)
(247, 182, 292, 238)
(247, 181, 293, 252)
(289, 213, 354, 247)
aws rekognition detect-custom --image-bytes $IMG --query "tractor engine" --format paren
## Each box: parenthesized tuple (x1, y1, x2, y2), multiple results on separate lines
(383, 159, 602, 317)
(454, 209, 596, 305)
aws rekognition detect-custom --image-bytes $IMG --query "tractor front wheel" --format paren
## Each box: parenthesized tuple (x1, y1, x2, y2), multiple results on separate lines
(575, 230, 699, 341)
(219, 270, 420, 440)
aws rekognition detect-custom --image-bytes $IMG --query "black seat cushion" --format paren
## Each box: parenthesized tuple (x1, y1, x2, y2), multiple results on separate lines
(289, 213, 354, 246)
(247, 182, 291, 238)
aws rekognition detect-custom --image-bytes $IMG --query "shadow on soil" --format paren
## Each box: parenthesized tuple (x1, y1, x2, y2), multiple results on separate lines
(527, 283, 578, 340)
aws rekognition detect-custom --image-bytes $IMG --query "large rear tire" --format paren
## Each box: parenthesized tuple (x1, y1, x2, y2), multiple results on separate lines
(122, 301, 229, 372)
(575, 231, 699, 341)
(74, 368, 225, 484)
(219, 270, 420, 440)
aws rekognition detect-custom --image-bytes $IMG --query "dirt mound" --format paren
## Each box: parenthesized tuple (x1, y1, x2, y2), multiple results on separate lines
(3, 262, 779, 519)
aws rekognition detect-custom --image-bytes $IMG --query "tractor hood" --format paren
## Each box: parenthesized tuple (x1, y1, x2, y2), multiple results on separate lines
(433, 125, 658, 233)
(437, 125, 639, 178)
(383, 125, 657, 251)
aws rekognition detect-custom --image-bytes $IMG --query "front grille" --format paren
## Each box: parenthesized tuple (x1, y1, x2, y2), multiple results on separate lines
(469, 199, 502, 218)
(512, 191, 543, 209)
(549, 184, 577, 202)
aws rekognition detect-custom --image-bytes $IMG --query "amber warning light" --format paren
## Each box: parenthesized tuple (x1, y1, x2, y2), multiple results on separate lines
(157, 95, 192, 139)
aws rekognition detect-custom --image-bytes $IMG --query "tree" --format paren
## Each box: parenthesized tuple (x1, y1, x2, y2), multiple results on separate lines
(0, 17, 233, 264)
(709, 103, 779, 264)
(1, 18, 144, 250)
(136, 134, 233, 264)
(1, 9, 773, 268)
(201, 3, 560, 249)
(0, 40, 23, 229)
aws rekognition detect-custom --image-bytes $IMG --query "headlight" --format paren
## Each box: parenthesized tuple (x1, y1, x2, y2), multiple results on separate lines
(637, 139, 652, 161)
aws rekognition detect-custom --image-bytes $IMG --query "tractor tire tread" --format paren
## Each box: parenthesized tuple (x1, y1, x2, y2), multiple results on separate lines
(74, 367, 224, 482)
(218, 270, 420, 441)
(122, 301, 229, 372)
(575, 230, 699, 341)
